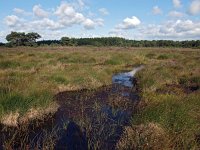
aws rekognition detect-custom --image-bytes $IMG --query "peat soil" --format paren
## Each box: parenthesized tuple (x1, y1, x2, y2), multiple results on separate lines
(0, 68, 142, 150)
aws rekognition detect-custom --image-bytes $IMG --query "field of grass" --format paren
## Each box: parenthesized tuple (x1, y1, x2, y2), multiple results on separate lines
(0, 46, 199, 149)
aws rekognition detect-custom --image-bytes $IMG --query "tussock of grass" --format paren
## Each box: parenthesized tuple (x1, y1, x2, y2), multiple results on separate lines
(117, 123, 169, 150)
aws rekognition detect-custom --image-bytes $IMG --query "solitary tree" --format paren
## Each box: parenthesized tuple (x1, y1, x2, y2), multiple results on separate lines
(6, 31, 41, 47)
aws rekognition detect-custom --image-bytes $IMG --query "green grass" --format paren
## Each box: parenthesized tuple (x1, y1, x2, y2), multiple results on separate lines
(58, 53, 96, 64)
(0, 47, 199, 149)
(0, 60, 21, 69)
(0, 90, 52, 116)
(104, 53, 133, 65)
(49, 75, 69, 84)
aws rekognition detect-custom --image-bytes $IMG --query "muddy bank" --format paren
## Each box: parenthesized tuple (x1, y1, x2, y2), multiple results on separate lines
(0, 66, 144, 149)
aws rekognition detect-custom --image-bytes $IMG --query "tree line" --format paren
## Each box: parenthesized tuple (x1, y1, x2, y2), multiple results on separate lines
(1, 31, 200, 48)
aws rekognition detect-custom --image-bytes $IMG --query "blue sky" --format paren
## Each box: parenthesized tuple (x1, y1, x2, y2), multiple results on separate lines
(0, 0, 200, 42)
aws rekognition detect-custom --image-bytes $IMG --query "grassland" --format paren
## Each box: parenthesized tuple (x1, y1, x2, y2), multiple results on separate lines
(0, 46, 199, 149)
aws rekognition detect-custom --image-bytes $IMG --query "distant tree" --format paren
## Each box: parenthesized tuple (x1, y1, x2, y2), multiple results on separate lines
(61, 37, 72, 46)
(70, 38, 78, 46)
(5, 32, 200, 48)
(0, 42, 5, 46)
(6, 31, 41, 47)
(6, 32, 25, 46)
(37, 40, 61, 46)
(26, 32, 41, 46)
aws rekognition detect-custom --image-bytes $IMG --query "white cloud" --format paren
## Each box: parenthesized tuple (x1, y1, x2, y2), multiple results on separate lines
(188, 0, 200, 15)
(83, 19, 95, 29)
(13, 8, 25, 14)
(31, 18, 63, 30)
(110, 16, 141, 38)
(95, 18, 104, 27)
(4, 1, 104, 34)
(109, 19, 200, 40)
(152, 6, 162, 15)
(77, 0, 85, 8)
(55, 2, 103, 29)
(168, 11, 184, 17)
(139, 19, 200, 40)
(116, 16, 141, 30)
(33, 5, 49, 18)
(55, 3, 76, 18)
(13, 8, 32, 16)
(4, 15, 21, 27)
(99, 8, 109, 15)
(82, 18, 104, 30)
(0, 31, 9, 42)
(173, 0, 181, 8)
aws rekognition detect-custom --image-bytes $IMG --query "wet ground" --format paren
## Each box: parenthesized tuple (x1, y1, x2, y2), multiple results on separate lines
(0, 66, 144, 150)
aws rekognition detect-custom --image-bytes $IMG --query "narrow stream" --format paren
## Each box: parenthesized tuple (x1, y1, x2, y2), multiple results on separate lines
(0, 65, 144, 150)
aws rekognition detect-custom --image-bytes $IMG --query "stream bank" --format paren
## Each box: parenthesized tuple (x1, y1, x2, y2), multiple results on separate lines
(0, 66, 144, 149)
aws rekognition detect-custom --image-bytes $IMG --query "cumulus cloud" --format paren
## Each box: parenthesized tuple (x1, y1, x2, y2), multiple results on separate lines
(82, 18, 104, 30)
(0, 31, 9, 42)
(55, 3, 76, 18)
(13, 8, 32, 16)
(139, 19, 200, 40)
(152, 6, 162, 15)
(109, 16, 141, 38)
(83, 19, 96, 29)
(4, 15, 21, 27)
(168, 11, 184, 17)
(95, 18, 104, 27)
(173, 0, 181, 8)
(77, 0, 85, 8)
(116, 16, 141, 30)
(99, 8, 109, 15)
(33, 5, 49, 18)
(109, 19, 200, 40)
(31, 18, 63, 30)
(55, 2, 103, 29)
(55, 3, 85, 26)
(4, 2, 104, 34)
(13, 8, 25, 14)
(188, 0, 200, 15)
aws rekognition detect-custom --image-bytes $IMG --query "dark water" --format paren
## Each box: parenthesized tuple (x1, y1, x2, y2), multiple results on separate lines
(0, 66, 144, 150)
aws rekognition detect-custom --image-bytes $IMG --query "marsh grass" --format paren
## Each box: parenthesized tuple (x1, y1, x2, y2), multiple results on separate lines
(0, 60, 21, 69)
(0, 47, 199, 149)
(58, 53, 96, 64)
(49, 75, 69, 84)
(104, 53, 133, 65)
